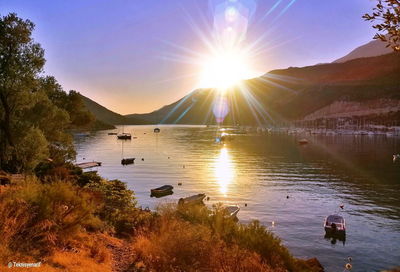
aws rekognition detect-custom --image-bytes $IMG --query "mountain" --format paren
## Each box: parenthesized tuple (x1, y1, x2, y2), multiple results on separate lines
(333, 39, 392, 63)
(127, 52, 400, 125)
(79, 94, 148, 125)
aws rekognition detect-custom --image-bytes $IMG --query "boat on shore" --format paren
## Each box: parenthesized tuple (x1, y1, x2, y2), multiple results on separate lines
(121, 158, 135, 165)
(324, 214, 346, 235)
(150, 185, 174, 197)
(117, 133, 132, 140)
(224, 205, 240, 218)
(178, 193, 206, 206)
(154, 128, 160, 133)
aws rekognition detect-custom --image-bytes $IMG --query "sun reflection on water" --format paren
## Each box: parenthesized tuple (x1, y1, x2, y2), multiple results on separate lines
(214, 146, 235, 196)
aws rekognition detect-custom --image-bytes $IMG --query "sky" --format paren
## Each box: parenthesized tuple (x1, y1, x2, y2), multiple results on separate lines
(1, 0, 378, 114)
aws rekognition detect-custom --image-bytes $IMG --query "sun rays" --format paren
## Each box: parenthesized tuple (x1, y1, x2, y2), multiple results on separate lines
(155, 0, 300, 126)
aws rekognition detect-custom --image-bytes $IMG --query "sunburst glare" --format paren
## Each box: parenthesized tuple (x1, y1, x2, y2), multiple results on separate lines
(198, 47, 256, 90)
(156, 0, 300, 125)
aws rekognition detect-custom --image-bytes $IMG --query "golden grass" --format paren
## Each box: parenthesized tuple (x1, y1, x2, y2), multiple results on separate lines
(132, 216, 275, 272)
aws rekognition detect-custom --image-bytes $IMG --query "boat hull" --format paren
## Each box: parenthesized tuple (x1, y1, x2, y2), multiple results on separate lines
(324, 227, 345, 235)
(150, 185, 174, 197)
(118, 135, 131, 140)
(178, 193, 206, 206)
(121, 158, 135, 165)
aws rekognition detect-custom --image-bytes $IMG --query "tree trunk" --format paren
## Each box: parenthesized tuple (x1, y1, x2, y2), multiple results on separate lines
(0, 91, 15, 169)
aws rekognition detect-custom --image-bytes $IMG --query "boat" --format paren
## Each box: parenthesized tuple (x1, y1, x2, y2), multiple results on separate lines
(223, 205, 240, 218)
(154, 128, 161, 133)
(178, 193, 206, 206)
(324, 214, 346, 234)
(108, 132, 118, 135)
(298, 139, 309, 145)
(75, 161, 102, 169)
(150, 185, 174, 197)
(117, 133, 132, 140)
(393, 154, 400, 162)
(121, 158, 135, 165)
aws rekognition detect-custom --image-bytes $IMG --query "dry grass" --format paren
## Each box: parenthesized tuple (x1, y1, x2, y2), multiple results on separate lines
(133, 216, 275, 272)
(0, 232, 112, 272)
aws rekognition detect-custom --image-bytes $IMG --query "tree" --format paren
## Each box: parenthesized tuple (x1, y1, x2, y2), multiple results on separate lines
(0, 13, 45, 171)
(0, 13, 94, 172)
(363, 0, 400, 51)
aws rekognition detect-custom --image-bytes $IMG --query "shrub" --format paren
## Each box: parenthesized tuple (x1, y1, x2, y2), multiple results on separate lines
(86, 179, 154, 236)
(158, 203, 299, 271)
(133, 216, 274, 272)
(0, 177, 101, 257)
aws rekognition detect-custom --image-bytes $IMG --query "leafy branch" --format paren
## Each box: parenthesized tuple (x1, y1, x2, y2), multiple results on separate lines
(363, 0, 400, 51)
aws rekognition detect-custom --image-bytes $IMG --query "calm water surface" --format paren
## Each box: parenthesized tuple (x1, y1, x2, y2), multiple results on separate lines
(75, 125, 400, 272)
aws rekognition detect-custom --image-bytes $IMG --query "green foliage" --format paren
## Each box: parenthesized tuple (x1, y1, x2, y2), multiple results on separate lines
(363, 0, 400, 51)
(67, 90, 95, 127)
(16, 127, 49, 172)
(0, 13, 45, 171)
(86, 178, 152, 236)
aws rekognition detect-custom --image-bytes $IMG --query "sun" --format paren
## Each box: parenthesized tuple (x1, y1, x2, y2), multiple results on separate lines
(198, 48, 256, 91)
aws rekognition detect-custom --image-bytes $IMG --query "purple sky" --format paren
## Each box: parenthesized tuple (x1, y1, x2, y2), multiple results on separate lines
(1, 0, 377, 114)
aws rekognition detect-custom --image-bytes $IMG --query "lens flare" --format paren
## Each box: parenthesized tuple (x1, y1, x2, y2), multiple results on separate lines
(213, 95, 229, 123)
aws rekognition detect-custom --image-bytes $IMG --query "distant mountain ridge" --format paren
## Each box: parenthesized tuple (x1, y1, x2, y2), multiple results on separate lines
(79, 94, 148, 125)
(333, 39, 392, 63)
(124, 52, 400, 125)
(81, 40, 400, 126)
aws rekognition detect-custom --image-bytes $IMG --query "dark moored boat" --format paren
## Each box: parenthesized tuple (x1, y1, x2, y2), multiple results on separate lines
(117, 133, 132, 140)
(154, 128, 160, 133)
(178, 193, 206, 206)
(121, 158, 135, 165)
(108, 132, 118, 135)
(150, 185, 173, 197)
(324, 214, 346, 235)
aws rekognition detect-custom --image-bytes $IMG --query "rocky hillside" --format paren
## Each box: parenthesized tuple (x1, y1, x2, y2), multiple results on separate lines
(333, 39, 392, 63)
(126, 52, 400, 125)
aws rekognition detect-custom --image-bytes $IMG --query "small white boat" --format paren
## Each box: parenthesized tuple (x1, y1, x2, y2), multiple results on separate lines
(178, 193, 206, 206)
(224, 205, 240, 218)
(393, 154, 400, 162)
(324, 214, 346, 234)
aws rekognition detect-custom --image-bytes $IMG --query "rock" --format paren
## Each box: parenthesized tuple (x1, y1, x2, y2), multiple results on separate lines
(304, 258, 324, 272)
